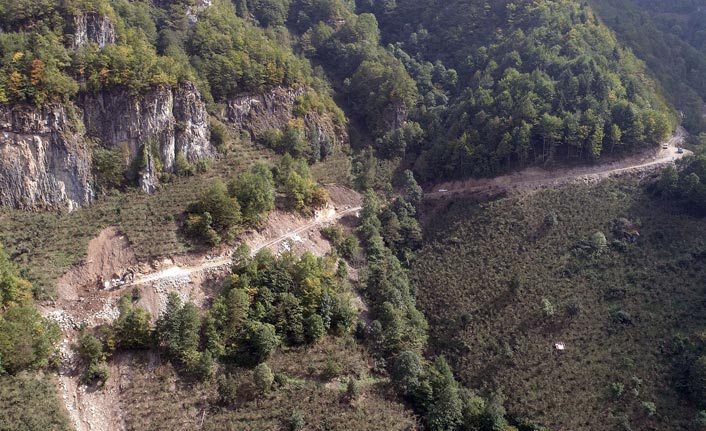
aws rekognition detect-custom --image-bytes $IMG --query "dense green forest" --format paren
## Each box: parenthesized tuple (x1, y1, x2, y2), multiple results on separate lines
(1, 0, 684, 185)
(73, 245, 359, 386)
(586, 0, 706, 133)
(0, 0, 318, 105)
(0, 246, 60, 375)
(359, 0, 675, 179)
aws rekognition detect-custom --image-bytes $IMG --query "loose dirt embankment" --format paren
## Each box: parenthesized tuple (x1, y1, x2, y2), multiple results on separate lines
(426, 129, 690, 201)
(43, 185, 362, 431)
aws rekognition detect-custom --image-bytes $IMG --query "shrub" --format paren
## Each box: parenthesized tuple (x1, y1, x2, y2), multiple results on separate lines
(610, 382, 625, 399)
(93, 147, 126, 190)
(210, 118, 229, 152)
(642, 401, 656, 417)
(228, 162, 275, 225)
(392, 350, 424, 398)
(541, 298, 555, 318)
(346, 378, 360, 402)
(190, 350, 215, 381)
(76, 332, 109, 386)
(0, 306, 61, 374)
(340, 235, 360, 260)
(321, 359, 343, 380)
(262, 128, 284, 151)
(254, 363, 274, 397)
(114, 296, 152, 349)
(611, 310, 633, 326)
(185, 180, 241, 245)
(508, 275, 522, 294)
(274, 372, 289, 387)
(304, 314, 325, 344)
(288, 409, 305, 431)
(195, 159, 210, 174)
(544, 211, 559, 227)
(590, 231, 608, 251)
(321, 226, 344, 244)
(690, 356, 706, 406)
(322, 226, 361, 260)
(217, 373, 238, 407)
(240, 321, 279, 365)
(83, 361, 109, 386)
(565, 298, 582, 317)
(276, 155, 328, 212)
(174, 152, 193, 177)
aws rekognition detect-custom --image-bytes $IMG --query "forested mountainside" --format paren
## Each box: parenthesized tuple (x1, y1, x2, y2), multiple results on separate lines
(0, 0, 346, 209)
(360, 0, 675, 180)
(2, 1, 706, 431)
(0, 0, 685, 207)
(587, 0, 706, 134)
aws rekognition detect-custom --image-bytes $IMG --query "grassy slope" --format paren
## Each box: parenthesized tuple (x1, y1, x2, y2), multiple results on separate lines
(115, 336, 414, 431)
(0, 140, 368, 430)
(0, 139, 350, 298)
(412, 180, 706, 430)
(0, 373, 71, 431)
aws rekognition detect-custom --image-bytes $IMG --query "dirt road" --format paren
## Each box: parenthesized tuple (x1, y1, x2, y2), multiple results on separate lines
(426, 129, 691, 200)
(45, 188, 363, 431)
(127, 205, 361, 288)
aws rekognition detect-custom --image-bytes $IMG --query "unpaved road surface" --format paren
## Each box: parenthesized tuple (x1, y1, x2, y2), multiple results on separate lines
(427, 129, 691, 200)
(43, 186, 362, 431)
(128, 205, 361, 288)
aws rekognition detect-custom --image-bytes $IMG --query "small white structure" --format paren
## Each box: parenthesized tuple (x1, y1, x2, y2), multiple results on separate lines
(438, 189, 448, 193)
(554, 342, 566, 351)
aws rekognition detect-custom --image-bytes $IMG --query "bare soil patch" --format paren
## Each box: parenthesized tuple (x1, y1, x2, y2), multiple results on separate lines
(56, 227, 137, 302)
(326, 184, 363, 208)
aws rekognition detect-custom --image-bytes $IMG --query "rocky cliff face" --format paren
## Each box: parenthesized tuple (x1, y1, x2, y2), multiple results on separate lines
(80, 82, 214, 192)
(186, 0, 214, 24)
(0, 82, 213, 209)
(0, 104, 93, 210)
(224, 86, 346, 152)
(72, 13, 116, 49)
(0, 84, 344, 209)
(384, 102, 408, 131)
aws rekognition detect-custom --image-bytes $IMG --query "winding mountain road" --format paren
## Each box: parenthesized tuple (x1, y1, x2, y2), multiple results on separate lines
(426, 128, 691, 200)
(127, 205, 362, 287)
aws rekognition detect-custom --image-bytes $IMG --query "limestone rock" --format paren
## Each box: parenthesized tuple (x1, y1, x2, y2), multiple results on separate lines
(0, 104, 93, 210)
(72, 13, 116, 49)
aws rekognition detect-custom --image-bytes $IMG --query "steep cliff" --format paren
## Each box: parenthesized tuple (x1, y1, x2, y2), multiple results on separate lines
(80, 82, 214, 192)
(0, 104, 93, 210)
(71, 13, 116, 49)
(224, 86, 346, 154)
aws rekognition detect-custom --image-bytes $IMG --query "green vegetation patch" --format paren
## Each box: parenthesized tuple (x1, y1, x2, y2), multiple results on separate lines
(0, 373, 71, 431)
(412, 179, 706, 430)
(109, 338, 415, 431)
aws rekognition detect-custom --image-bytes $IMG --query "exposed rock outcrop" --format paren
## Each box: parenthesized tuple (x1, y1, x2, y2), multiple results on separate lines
(72, 13, 116, 49)
(223, 86, 346, 154)
(0, 104, 93, 210)
(80, 82, 214, 192)
(384, 102, 408, 131)
(185, 0, 214, 25)
(0, 84, 344, 209)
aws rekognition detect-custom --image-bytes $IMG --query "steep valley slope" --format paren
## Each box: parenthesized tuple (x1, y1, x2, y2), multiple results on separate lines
(412, 177, 706, 430)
